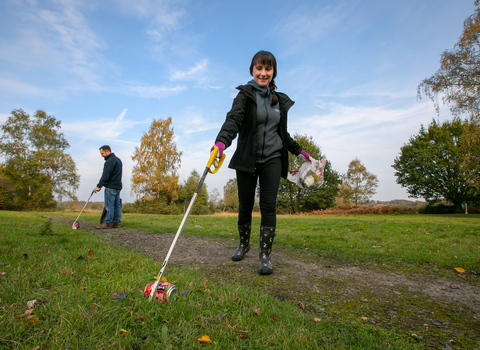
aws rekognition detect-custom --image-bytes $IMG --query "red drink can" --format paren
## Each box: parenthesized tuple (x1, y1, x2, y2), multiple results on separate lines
(144, 282, 177, 303)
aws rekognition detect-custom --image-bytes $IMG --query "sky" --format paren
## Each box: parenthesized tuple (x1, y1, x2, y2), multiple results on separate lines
(0, 0, 475, 204)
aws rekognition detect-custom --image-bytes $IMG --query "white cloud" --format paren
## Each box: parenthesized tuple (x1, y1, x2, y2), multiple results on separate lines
(123, 83, 186, 99)
(287, 99, 447, 200)
(0, 76, 59, 97)
(114, 0, 185, 27)
(269, 2, 353, 55)
(170, 59, 208, 81)
(179, 107, 223, 134)
(0, 0, 106, 90)
(113, 0, 186, 53)
(62, 109, 149, 143)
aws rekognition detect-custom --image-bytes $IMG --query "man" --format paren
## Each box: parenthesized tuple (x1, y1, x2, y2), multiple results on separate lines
(94, 145, 123, 229)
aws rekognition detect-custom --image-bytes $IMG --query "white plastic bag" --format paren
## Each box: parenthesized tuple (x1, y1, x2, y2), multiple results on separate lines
(287, 157, 326, 189)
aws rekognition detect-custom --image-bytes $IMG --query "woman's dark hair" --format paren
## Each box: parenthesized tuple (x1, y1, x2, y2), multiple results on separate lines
(249, 50, 279, 106)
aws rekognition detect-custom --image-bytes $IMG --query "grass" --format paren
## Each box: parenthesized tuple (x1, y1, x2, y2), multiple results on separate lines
(1, 211, 479, 349)
(68, 211, 480, 274)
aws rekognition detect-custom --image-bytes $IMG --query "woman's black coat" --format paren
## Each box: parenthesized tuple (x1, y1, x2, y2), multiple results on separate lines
(215, 84, 303, 179)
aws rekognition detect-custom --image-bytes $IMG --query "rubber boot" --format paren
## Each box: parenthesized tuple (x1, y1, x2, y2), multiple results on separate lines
(259, 226, 276, 275)
(231, 223, 251, 261)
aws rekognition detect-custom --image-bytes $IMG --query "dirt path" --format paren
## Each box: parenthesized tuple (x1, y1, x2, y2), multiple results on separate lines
(53, 217, 480, 349)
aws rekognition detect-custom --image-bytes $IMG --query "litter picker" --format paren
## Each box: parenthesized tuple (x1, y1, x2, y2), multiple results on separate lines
(72, 190, 95, 229)
(148, 146, 225, 301)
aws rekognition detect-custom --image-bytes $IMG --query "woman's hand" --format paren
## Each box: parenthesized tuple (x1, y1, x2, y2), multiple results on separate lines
(300, 150, 311, 162)
(211, 142, 225, 158)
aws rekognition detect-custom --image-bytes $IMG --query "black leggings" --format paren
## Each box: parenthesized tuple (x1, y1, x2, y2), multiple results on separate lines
(236, 157, 281, 228)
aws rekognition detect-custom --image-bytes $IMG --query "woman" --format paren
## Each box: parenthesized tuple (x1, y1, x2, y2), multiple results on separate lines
(212, 50, 310, 275)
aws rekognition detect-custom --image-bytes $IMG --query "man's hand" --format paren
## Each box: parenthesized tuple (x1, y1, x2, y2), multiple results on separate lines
(93, 187, 101, 193)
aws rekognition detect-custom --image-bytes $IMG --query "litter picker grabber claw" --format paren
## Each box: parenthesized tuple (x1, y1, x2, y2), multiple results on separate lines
(148, 146, 226, 301)
(72, 190, 95, 229)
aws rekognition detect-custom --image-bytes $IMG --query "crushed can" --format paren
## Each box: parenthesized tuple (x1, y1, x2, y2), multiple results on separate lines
(144, 282, 177, 303)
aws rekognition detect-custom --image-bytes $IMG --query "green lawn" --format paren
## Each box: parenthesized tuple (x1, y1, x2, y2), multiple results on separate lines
(1, 211, 479, 349)
(74, 211, 480, 274)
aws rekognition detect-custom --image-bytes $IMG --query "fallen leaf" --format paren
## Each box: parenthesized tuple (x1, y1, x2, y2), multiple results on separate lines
(314, 318, 322, 322)
(27, 300, 36, 309)
(80, 286, 87, 290)
(454, 267, 465, 273)
(299, 302, 305, 309)
(120, 329, 129, 336)
(198, 335, 211, 343)
(61, 268, 68, 275)
(361, 317, 368, 321)
(24, 315, 39, 324)
(88, 249, 94, 257)
(252, 306, 260, 315)
(272, 314, 277, 322)
(24, 309, 34, 317)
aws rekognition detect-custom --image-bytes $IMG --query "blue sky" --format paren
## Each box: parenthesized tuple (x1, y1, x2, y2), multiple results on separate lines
(0, 0, 475, 203)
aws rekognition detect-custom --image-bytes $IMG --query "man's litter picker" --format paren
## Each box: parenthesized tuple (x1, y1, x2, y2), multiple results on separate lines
(148, 146, 225, 301)
(72, 190, 95, 229)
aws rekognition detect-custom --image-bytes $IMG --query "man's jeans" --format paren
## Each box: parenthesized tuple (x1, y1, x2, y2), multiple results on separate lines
(104, 187, 121, 225)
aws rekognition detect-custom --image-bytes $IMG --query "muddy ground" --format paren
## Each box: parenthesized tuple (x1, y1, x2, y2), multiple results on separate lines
(51, 216, 480, 349)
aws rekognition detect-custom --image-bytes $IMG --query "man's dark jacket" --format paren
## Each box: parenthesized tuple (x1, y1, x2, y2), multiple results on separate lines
(97, 153, 123, 190)
(215, 85, 302, 179)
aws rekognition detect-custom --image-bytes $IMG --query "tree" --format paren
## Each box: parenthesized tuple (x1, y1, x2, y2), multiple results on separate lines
(339, 158, 379, 205)
(131, 117, 182, 203)
(177, 169, 209, 214)
(0, 163, 14, 209)
(417, 0, 480, 120)
(277, 134, 341, 213)
(392, 118, 480, 211)
(223, 178, 238, 212)
(0, 109, 79, 209)
(208, 187, 221, 211)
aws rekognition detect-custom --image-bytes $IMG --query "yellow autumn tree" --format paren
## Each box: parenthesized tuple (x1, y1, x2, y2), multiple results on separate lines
(131, 117, 182, 203)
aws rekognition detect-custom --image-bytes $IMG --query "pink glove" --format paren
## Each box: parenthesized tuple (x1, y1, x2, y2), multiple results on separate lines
(300, 150, 311, 162)
(211, 142, 225, 158)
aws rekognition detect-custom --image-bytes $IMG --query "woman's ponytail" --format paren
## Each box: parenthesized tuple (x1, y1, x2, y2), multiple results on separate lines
(269, 79, 278, 106)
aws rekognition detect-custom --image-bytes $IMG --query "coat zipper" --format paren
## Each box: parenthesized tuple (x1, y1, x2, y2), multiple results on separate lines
(261, 104, 268, 161)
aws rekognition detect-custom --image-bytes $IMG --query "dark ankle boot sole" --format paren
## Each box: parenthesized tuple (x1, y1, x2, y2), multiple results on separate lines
(231, 245, 250, 261)
(259, 266, 273, 275)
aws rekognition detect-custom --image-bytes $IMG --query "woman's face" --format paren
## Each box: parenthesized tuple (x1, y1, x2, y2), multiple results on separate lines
(252, 62, 274, 87)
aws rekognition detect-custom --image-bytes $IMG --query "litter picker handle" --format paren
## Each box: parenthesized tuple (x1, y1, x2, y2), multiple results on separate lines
(73, 190, 95, 224)
(148, 147, 225, 301)
(207, 146, 225, 174)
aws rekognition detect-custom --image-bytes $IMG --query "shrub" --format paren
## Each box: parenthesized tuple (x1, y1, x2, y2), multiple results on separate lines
(303, 205, 418, 216)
